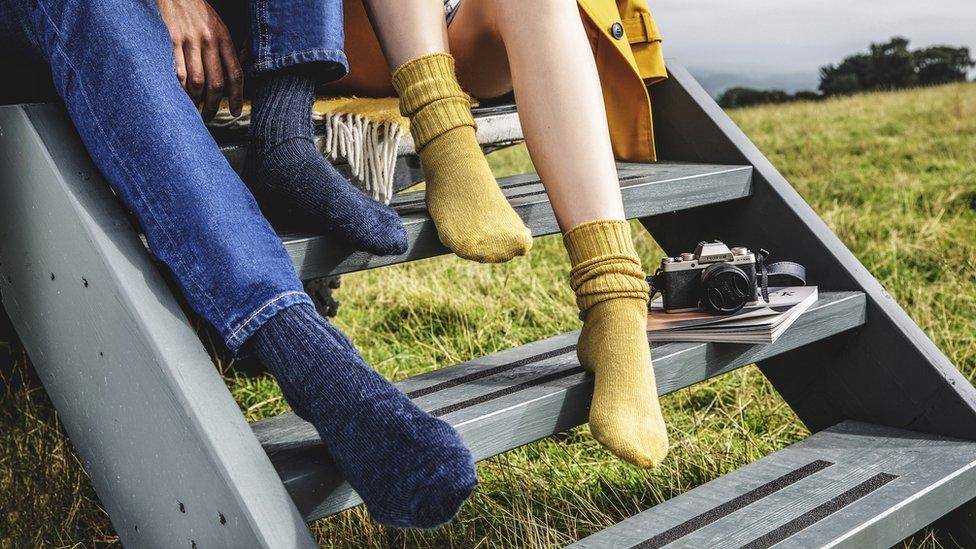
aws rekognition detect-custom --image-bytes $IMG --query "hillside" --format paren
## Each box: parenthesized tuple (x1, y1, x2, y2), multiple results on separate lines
(2, 82, 974, 547)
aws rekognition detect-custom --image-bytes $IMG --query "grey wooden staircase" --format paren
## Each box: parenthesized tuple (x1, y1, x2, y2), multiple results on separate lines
(254, 292, 867, 522)
(1, 62, 974, 548)
(570, 422, 976, 548)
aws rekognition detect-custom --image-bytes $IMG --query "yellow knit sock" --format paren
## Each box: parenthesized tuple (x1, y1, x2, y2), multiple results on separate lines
(393, 53, 532, 264)
(565, 220, 669, 468)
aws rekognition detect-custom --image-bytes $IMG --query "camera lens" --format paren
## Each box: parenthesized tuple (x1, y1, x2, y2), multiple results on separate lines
(700, 263, 752, 314)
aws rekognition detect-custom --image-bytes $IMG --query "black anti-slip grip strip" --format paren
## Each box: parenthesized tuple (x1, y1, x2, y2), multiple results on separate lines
(738, 472, 899, 549)
(632, 460, 835, 549)
(430, 366, 586, 417)
(406, 344, 578, 399)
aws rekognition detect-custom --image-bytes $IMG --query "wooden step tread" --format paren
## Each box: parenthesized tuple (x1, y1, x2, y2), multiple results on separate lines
(251, 291, 866, 523)
(282, 161, 753, 281)
(569, 420, 976, 548)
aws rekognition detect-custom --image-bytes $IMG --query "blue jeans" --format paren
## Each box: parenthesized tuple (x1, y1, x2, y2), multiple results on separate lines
(0, 0, 346, 352)
(247, 0, 347, 76)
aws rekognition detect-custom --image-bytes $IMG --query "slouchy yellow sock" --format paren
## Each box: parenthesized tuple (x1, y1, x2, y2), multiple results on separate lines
(565, 220, 669, 468)
(392, 53, 532, 263)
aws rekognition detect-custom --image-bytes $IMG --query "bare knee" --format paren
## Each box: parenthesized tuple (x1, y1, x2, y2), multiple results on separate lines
(449, 0, 511, 98)
(452, 0, 579, 98)
(492, 0, 578, 26)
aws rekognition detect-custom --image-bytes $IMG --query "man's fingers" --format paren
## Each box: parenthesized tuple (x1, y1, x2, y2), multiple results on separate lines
(201, 43, 225, 122)
(174, 45, 188, 89)
(183, 42, 206, 105)
(220, 37, 244, 117)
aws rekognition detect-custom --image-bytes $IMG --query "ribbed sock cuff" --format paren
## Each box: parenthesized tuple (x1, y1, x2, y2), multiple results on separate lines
(392, 53, 476, 151)
(564, 220, 649, 313)
(563, 220, 640, 265)
(409, 97, 476, 151)
(250, 72, 316, 148)
(392, 53, 465, 113)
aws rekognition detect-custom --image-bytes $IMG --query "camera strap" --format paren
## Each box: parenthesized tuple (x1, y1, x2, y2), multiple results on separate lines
(648, 269, 664, 301)
(756, 249, 807, 302)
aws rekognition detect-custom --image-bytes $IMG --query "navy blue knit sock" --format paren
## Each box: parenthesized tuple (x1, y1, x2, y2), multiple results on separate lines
(252, 304, 477, 528)
(245, 71, 408, 256)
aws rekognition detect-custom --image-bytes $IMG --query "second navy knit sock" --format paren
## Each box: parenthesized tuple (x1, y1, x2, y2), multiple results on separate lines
(252, 303, 477, 528)
(245, 71, 408, 256)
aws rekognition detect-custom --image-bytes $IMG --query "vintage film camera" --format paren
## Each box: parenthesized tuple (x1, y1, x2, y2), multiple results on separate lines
(651, 241, 758, 314)
(648, 241, 807, 315)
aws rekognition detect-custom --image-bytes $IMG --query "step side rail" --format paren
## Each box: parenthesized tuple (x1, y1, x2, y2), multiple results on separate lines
(0, 104, 316, 548)
(641, 62, 976, 441)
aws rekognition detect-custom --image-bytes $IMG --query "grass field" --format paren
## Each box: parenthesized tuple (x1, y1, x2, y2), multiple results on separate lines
(2, 82, 974, 548)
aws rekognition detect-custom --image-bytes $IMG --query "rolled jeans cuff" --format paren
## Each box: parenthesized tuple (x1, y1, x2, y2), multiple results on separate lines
(225, 291, 314, 353)
(250, 48, 348, 78)
(249, 0, 348, 80)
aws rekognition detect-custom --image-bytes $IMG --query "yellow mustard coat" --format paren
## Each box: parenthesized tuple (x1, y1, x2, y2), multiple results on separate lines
(578, 0, 666, 162)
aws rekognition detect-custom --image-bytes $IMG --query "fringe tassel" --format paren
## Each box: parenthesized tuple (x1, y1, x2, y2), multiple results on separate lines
(208, 110, 404, 205)
(317, 112, 403, 205)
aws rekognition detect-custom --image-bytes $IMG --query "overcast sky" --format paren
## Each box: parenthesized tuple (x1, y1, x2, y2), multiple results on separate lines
(652, 0, 976, 81)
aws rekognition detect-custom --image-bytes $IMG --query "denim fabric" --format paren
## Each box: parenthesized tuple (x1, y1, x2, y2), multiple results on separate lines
(248, 0, 348, 77)
(0, 0, 330, 353)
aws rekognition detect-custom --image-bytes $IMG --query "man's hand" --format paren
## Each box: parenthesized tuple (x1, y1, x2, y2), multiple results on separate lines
(157, 0, 243, 121)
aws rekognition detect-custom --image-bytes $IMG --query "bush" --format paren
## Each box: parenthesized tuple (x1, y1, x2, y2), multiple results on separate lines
(718, 87, 791, 108)
(717, 87, 821, 109)
(819, 37, 974, 96)
(719, 37, 975, 109)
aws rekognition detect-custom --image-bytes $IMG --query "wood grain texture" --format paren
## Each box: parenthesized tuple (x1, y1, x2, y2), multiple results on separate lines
(568, 421, 976, 549)
(281, 162, 754, 281)
(252, 292, 865, 522)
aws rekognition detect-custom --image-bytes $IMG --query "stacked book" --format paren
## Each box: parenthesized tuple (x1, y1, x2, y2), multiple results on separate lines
(647, 287, 819, 344)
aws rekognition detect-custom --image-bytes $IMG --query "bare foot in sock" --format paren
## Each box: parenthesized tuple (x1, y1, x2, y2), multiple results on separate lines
(245, 71, 408, 257)
(566, 220, 669, 468)
(253, 304, 477, 528)
(393, 54, 532, 263)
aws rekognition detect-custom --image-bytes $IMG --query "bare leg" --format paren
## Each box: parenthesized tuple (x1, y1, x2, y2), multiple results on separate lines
(337, 0, 667, 467)
(449, 0, 668, 468)
(355, 0, 534, 264)
(450, 0, 624, 232)
(360, 0, 448, 69)
(325, 0, 444, 95)
(341, 0, 624, 232)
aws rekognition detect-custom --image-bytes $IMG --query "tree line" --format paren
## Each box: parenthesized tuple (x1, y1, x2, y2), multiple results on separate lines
(718, 37, 975, 109)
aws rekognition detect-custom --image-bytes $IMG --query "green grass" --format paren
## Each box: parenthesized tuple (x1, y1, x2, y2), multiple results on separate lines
(2, 82, 975, 548)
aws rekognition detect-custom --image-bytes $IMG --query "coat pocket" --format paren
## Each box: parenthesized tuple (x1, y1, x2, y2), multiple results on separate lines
(622, 9, 666, 83)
